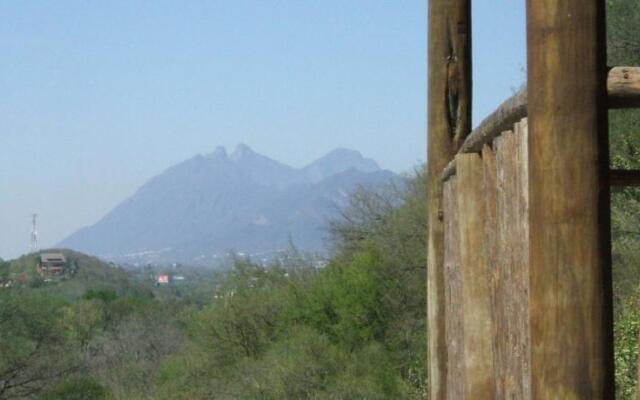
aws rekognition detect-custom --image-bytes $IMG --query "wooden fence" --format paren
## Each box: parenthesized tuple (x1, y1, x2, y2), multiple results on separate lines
(431, 74, 640, 399)
(441, 117, 530, 399)
(426, 1, 640, 398)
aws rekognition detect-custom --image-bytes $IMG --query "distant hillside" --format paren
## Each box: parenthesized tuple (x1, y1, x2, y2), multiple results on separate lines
(59, 145, 399, 265)
(2, 249, 139, 300)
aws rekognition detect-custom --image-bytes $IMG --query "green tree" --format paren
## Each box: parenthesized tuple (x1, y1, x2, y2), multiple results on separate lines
(38, 378, 111, 400)
(0, 292, 78, 399)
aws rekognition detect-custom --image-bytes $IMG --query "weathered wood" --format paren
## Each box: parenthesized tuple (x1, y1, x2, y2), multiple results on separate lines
(610, 169, 640, 187)
(441, 66, 640, 183)
(426, 0, 471, 398)
(455, 153, 494, 399)
(497, 131, 521, 399)
(489, 134, 505, 399)
(441, 89, 527, 183)
(527, 1, 613, 398)
(506, 130, 523, 399)
(441, 159, 456, 183)
(608, 66, 640, 109)
(440, 118, 533, 396)
(481, 143, 499, 399)
(474, 120, 531, 399)
(515, 119, 530, 400)
(443, 177, 464, 400)
(460, 88, 528, 154)
(495, 121, 532, 400)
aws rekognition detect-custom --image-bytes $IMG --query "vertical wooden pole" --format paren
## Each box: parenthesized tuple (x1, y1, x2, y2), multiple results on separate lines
(456, 153, 495, 399)
(426, 0, 471, 398)
(527, 1, 613, 398)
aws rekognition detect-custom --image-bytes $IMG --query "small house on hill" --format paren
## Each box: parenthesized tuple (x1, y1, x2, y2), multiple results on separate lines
(38, 253, 67, 275)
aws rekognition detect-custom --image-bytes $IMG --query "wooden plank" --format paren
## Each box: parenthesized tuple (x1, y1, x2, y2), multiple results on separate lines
(481, 143, 499, 398)
(426, 0, 471, 398)
(455, 153, 495, 399)
(486, 125, 530, 399)
(515, 118, 531, 400)
(493, 135, 508, 399)
(499, 130, 522, 399)
(608, 66, 640, 109)
(443, 177, 464, 400)
(527, 1, 614, 398)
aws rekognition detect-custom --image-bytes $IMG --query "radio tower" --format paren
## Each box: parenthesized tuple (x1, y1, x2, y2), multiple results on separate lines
(30, 213, 39, 253)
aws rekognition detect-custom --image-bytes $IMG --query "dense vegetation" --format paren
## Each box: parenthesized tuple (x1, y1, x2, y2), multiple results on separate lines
(0, 170, 427, 400)
(0, 252, 183, 399)
(156, 173, 427, 399)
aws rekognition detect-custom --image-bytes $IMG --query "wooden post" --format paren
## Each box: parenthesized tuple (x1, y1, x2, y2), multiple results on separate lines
(456, 153, 495, 399)
(527, 1, 613, 398)
(426, 0, 471, 398)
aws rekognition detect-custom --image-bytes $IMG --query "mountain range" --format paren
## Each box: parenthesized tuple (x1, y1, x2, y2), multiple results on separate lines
(59, 144, 398, 265)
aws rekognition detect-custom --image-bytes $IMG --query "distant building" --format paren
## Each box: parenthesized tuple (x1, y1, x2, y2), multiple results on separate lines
(16, 272, 29, 284)
(157, 274, 171, 285)
(38, 253, 67, 275)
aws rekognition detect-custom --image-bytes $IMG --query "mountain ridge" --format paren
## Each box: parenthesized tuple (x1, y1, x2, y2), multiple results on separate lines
(59, 145, 398, 265)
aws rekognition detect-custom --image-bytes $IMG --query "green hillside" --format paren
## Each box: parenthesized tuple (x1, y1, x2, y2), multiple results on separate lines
(0, 249, 143, 301)
(0, 249, 183, 400)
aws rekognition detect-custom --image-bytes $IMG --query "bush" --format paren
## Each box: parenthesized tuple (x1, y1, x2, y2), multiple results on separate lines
(83, 288, 118, 303)
(39, 377, 111, 400)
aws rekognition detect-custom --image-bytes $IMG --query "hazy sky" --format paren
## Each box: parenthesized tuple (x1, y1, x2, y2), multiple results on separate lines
(0, 1, 525, 259)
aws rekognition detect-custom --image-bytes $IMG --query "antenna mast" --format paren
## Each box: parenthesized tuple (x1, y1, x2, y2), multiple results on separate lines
(30, 213, 39, 253)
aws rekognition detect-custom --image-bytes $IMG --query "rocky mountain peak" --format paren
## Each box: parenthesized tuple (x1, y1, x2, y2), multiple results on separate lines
(58, 145, 398, 265)
(230, 143, 255, 162)
(208, 146, 229, 160)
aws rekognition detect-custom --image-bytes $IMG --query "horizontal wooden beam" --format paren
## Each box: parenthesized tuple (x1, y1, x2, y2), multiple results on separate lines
(610, 169, 640, 187)
(459, 88, 528, 154)
(448, 168, 640, 187)
(608, 66, 640, 109)
(440, 89, 527, 182)
(441, 159, 456, 182)
(440, 67, 640, 182)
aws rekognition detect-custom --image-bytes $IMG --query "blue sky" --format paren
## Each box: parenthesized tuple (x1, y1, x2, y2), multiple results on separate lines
(0, 1, 525, 259)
